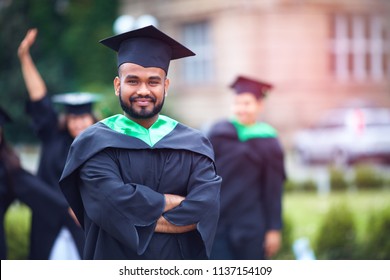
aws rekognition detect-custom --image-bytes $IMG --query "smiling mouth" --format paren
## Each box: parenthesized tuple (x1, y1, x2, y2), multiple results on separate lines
(136, 99, 152, 106)
(130, 96, 155, 107)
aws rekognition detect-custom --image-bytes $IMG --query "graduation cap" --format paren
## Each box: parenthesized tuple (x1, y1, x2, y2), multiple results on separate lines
(0, 106, 12, 126)
(52, 92, 101, 115)
(99, 25, 195, 73)
(230, 76, 273, 99)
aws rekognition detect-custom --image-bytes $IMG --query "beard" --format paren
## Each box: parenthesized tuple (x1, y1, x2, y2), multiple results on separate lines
(119, 89, 165, 119)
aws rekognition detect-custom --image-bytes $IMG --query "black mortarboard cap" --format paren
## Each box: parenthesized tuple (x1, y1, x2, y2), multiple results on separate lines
(0, 106, 12, 126)
(99, 25, 195, 73)
(230, 76, 273, 99)
(52, 93, 101, 115)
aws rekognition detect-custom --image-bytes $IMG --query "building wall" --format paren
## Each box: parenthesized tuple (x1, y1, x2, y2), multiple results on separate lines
(119, 0, 390, 148)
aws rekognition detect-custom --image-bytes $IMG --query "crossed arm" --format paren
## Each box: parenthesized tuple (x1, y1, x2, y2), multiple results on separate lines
(155, 194, 196, 233)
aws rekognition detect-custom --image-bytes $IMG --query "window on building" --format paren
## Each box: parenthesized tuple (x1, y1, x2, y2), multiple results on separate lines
(181, 21, 214, 84)
(330, 14, 389, 82)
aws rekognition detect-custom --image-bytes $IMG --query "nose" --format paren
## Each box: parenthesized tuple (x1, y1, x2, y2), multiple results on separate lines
(136, 83, 150, 95)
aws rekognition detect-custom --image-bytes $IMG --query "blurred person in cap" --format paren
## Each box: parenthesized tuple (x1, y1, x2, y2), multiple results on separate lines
(0, 106, 72, 259)
(207, 75, 286, 260)
(17, 29, 100, 259)
(59, 25, 221, 260)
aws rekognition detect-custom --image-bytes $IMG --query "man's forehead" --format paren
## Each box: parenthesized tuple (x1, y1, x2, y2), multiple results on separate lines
(234, 92, 262, 102)
(119, 62, 166, 77)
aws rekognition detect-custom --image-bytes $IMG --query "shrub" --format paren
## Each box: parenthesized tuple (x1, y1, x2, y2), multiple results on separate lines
(283, 179, 298, 193)
(283, 179, 316, 193)
(353, 164, 384, 190)
(314, 202, 358, 259)
(385, 177, 390, 189)
(329, 166, 349, 192)
(301, 179, 317, 193)
(361, 206, 390, 259)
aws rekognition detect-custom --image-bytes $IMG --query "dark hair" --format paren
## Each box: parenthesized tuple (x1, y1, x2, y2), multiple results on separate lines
(0, 129, 21, 187)
(57, 113, 98, 133)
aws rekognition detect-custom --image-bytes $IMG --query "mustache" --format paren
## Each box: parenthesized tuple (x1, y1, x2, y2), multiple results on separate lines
(129, 95, 156, 102)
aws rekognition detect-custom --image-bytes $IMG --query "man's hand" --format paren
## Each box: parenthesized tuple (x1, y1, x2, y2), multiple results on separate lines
(155, 216, 196, 233)
(264, 230, 281, 258)
(155, 194, 196, 233)
(68, 207, 81, 227)
(163, 194, 185, 212)
(18, 28, 37, 59)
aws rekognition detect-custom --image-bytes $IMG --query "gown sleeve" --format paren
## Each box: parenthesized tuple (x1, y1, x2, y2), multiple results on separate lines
(78, 149, 166, 255)
(162, 153, 221, 257)
(262, 138, 286, 231)
(25, 95, 58, 142)
(12, 168, 69, 227)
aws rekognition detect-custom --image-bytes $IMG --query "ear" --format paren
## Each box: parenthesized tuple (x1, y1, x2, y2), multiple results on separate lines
(256, 98, 264, 113)
(114, 76, 120, 96)
(164, 78, 170, 96)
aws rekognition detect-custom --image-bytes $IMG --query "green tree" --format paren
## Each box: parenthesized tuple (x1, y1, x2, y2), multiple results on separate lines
(61, 0, 118, 88)
(0, 0, 118, 143)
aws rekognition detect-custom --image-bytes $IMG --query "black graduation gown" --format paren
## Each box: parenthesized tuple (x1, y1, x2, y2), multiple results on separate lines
(0, 163, 69, 259)
(207, 120, 286, 259)
(25, 95, 84, 259)
(59, 121, 221, 260)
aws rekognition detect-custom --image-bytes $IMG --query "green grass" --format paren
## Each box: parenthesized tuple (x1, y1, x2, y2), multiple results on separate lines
(4, 190, 390, 259)
(4, 203, 31, 260)
(283, 189, 390, 245)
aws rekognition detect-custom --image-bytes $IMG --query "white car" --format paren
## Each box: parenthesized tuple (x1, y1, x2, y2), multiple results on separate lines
(293, 104, 390, 166)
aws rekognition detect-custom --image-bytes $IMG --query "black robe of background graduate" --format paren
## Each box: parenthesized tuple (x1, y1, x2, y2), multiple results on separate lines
(0, 106, 69, 259)
(0, 166, 70, 259)
(25, 95, 84, 258)
(59, 115, 221, 259)
(208, 75, 286, 259)
(208, 119, 286, 259)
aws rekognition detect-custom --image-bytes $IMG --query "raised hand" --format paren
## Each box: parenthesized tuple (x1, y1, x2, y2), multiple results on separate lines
(18, 28, 38, 59)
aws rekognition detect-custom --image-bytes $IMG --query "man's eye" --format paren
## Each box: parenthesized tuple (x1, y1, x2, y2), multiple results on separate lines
(128, 80, 138, 85)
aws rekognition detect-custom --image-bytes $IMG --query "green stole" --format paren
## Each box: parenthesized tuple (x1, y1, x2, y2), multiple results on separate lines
(230, 118, 277, 142)
(101, 114, 178, 147)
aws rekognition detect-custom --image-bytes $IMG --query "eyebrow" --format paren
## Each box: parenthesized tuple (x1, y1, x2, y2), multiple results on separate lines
(124, 75, 139, 80)
(148, 76, 162, 81)
(124, 75, 162, 81)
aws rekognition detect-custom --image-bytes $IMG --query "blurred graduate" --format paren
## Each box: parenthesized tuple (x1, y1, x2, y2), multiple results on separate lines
(17, 29, 100, 259)
(0, 107, 71, 259)
(59, 25, 221, 259)
(208, 76, 286, 259)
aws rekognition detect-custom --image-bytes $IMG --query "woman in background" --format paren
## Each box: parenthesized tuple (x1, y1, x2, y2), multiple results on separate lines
(0, 107, 70, 259)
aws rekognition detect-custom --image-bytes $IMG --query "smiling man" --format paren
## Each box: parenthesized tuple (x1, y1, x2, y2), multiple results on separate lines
(59, 25, 221, 260)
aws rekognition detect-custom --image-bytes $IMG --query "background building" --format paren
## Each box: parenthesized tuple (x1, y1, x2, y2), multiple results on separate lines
(121, 0, 389, 148)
